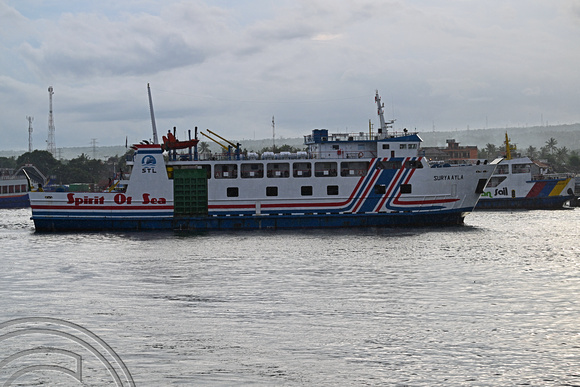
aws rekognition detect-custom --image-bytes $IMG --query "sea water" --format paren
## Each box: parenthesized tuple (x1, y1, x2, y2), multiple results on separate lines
(0, 208, 579, 386)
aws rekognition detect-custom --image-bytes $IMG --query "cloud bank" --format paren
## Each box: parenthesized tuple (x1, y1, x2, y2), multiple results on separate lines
(0, 0, 579, 151)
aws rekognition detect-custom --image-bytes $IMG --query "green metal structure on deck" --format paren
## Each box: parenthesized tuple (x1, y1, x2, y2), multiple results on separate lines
(173, 168, 208, 217)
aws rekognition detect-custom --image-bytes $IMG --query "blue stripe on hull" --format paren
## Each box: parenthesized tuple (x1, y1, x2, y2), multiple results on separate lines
(0, 194, 29, 208)
(476, 196, 573, 210)
(33, 217, 174, 232)
(33, 208, 471, 232)
(174, 210, 468, 230)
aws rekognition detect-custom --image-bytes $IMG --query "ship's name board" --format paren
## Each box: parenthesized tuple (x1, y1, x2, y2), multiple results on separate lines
(66, 193, 167, 205)
(434, 175, 463, 181)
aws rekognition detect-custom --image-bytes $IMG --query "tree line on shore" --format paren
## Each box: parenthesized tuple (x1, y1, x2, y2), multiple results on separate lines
(0, 137, 578, 188)
(0, 150, 131, 188)
(478, 137, 580, 173)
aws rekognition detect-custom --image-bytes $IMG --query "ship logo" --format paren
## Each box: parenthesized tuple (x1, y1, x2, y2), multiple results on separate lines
(141, 155, 156, 166)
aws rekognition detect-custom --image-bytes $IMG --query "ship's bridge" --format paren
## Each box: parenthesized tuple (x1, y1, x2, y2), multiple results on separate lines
(304, 129, 423, 159)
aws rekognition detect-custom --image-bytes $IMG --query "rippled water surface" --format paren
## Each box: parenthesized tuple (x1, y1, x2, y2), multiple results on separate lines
(1, 208, 579, 385)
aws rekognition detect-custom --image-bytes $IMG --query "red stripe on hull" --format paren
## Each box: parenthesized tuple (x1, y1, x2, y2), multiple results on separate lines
(31, 205, 174, 211)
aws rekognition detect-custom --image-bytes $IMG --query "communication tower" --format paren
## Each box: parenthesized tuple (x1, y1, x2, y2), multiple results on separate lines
(47, 86, 56, 155)
(91, 138, 98, 159)
(26, 116, 34, 152)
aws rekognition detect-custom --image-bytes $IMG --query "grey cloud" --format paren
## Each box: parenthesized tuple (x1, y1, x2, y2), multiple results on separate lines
(19, 3, 233, 79)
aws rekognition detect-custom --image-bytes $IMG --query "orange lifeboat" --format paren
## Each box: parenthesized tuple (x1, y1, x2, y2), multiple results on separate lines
(162, 132, 199, 151)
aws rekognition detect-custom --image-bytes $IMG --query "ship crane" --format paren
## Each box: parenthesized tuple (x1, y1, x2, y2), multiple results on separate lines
(201, 129, 241, 160)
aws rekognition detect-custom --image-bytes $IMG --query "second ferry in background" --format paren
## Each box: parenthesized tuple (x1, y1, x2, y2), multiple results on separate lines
(477, 133, 576, 210)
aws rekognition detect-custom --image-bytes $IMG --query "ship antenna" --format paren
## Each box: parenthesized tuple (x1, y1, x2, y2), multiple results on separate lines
(147, 83, 159, 144)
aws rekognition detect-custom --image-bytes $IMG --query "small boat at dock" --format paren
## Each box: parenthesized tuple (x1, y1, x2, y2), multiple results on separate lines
(0, 168, 29, 208)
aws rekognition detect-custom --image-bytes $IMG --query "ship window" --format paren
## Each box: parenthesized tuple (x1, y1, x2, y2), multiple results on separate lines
(512, 164, 530, 174)
(374, 185, 386, 194)
(2, 186, 6, 194)
(293, 162, 312, 177)
(486, 176, 507, 188)
(475, 179, 487, 194)
(376, 160, 402, 169)
(382, 144, 390, 150)
(267, 163, 290, 178)
(408, 144, 417, 149)
(327, 185, 339, 195)
(400, 184, 412, 194)
(404, 160, 423, 169)
(241, 163, 264, 178)
(266, 186, 278, 196)
(227, 187, 239, 197)
(341, 161, 368, 176)
(400, 144, 407, 149)
(9, 185, 14, 193)
(332, 145, 339, 150)
(301, 186, 313, 196)
(314, 162, 338, 177)
(15, 185, 20, 193)
(215, 164, 237, 179)
(494, 165, 509, 175)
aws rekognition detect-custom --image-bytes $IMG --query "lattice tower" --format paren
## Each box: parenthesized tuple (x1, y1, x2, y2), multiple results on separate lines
(47, 86, 56, 155)
(26, 116, 34, 152)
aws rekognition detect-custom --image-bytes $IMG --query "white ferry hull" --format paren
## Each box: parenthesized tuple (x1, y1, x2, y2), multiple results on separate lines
(30, 151, 494, 232)
(29, 90, 498, 232)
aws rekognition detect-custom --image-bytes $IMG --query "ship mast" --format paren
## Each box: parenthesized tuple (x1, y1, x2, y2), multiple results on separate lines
(504, 132, 516, 160)
(47, 86, 56, 155)
(147, 83, 159, 144)
(374, 90, 394, 136)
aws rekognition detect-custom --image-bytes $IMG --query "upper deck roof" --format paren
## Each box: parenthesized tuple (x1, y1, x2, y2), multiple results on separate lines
(304, 129, 422, 145)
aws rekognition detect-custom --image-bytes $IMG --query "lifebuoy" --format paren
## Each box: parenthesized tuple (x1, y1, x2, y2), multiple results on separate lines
(358, 152, 364, 158)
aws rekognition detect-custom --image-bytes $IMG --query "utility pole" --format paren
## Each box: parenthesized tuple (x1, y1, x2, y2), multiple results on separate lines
(47, 86, 56, 155)
(26, 116, 34, 152)
(272, 116, 275, 152)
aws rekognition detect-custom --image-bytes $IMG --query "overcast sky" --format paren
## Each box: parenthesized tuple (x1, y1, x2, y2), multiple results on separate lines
(1, 0, 579, 151)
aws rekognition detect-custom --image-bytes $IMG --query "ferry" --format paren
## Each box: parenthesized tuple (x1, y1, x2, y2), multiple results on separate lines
(29, 91, 499, 232)
(0, 169, 29, 208)
(0, 165, 47, 208)
(476, 133, 576, 210)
